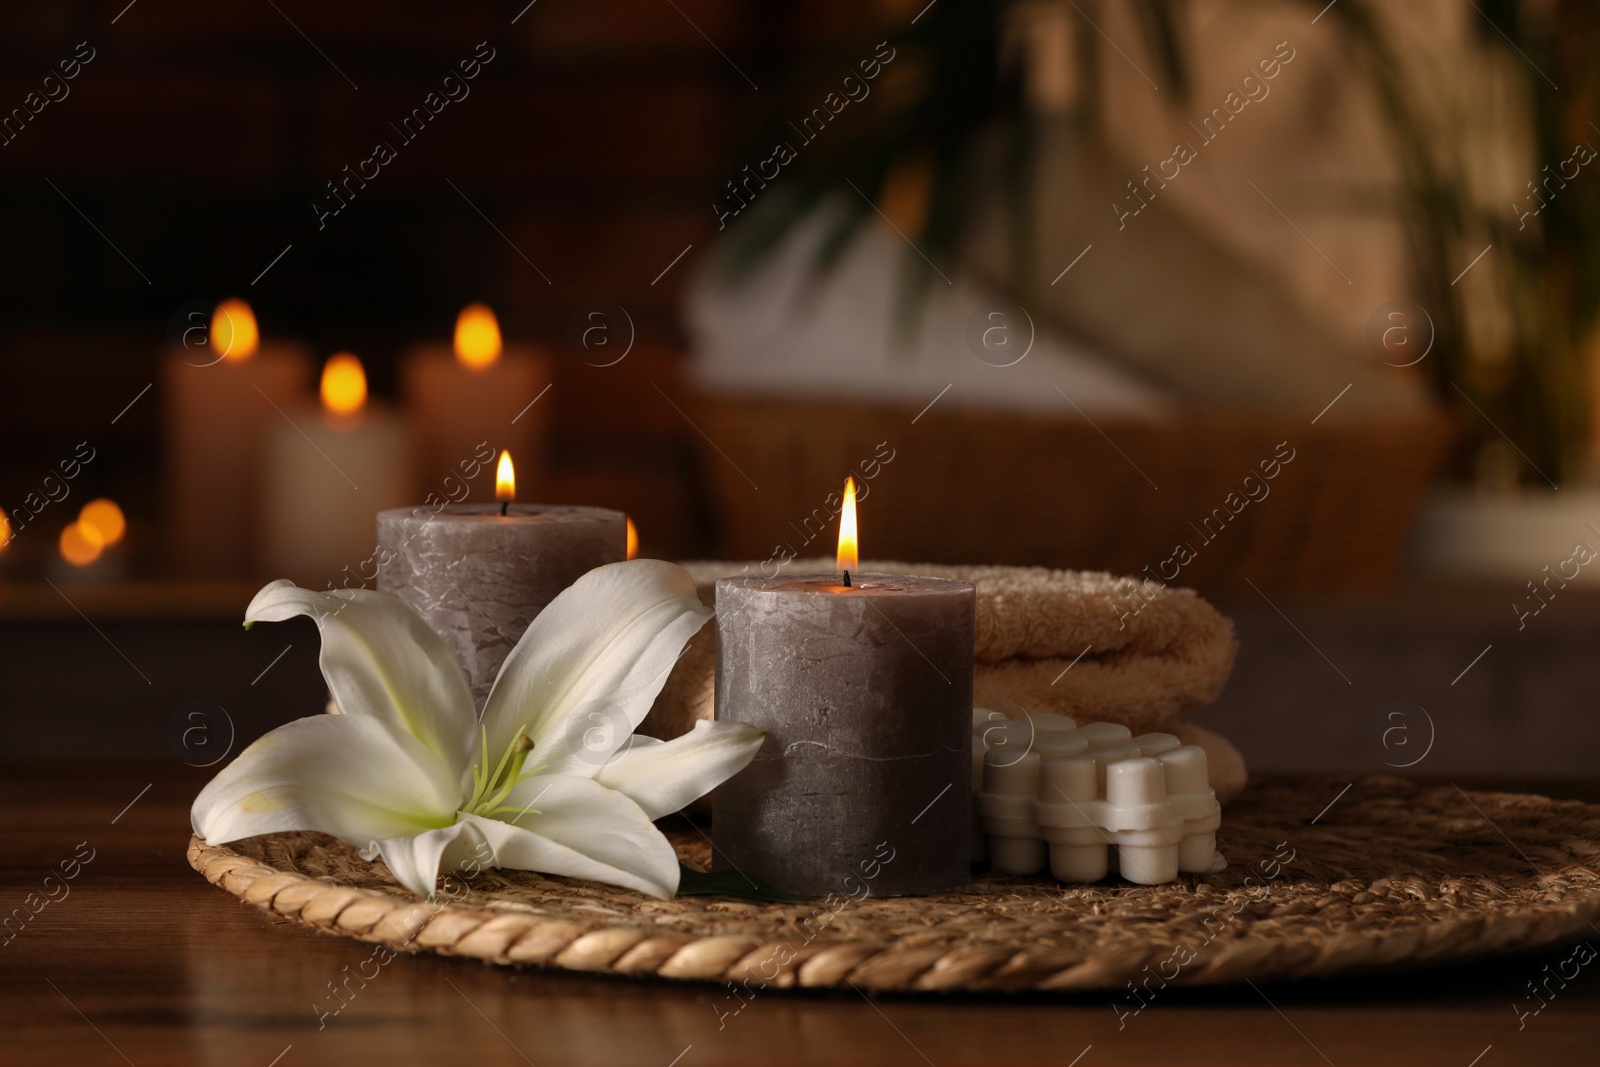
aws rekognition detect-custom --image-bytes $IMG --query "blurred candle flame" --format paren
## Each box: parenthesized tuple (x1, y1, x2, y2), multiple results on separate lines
(496, 450, 515, 502)
(321, 353, 367, 418)
(78, 498, 126, 547)
(0, 509, 11, 553)
(212, 298, 259, 362)
(60, 521, 104, 566)
(454, 304, 502, 370)
(626, 517, 638, 560)
(837, 476, 858, 576)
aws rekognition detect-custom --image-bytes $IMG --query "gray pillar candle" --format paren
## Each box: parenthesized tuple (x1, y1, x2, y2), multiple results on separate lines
(376, 504, 626, 709)
(713, 573, 976, 896)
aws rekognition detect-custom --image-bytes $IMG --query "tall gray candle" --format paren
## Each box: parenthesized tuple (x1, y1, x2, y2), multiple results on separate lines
(713, 568, 975, 897)
(376, 491, 625, 709)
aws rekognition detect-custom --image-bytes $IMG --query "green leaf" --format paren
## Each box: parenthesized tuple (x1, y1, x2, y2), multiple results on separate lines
(676, 864, 806, 904)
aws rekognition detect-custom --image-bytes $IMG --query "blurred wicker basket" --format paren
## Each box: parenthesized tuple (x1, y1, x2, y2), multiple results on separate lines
(689, 396, 1453, 595)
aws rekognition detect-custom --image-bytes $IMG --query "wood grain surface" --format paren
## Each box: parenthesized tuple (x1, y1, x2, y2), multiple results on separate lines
(4, 761, 1599, 1067)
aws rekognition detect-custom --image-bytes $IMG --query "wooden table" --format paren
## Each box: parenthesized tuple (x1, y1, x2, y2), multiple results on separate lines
(5, 762, 1598, 1067)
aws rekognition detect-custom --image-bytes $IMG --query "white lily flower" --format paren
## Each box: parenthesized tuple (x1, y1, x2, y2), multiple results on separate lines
(191, 560, 764, 900)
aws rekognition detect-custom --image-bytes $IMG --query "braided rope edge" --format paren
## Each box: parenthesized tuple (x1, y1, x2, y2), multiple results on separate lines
(187, 835, 1600, 993)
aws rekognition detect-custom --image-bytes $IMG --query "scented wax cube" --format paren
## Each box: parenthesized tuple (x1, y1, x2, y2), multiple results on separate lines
(972, 712, 1223, 884)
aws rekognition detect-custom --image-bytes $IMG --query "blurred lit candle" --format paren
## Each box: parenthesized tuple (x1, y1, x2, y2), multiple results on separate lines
(59, 522, 104, 567)
(713, 478, 976, 896)
(163, 298, 313, 577)
(262, 353, 415, 587)
(55, 498, 128, 579)
(401, 304, 553, 500)
(376, 450, 626, 710)
(78, 498, 126, 549)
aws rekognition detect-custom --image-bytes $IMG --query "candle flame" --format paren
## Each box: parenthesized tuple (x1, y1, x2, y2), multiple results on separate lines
(496, 450, 515, 502)
(78, 498, 126, 547)
(837, 476, 858, 576)
(60, 520, 104, 566)
(321, 353, 367, 417)
(455, 303, 502, 370)
(626, 517, 638, 560)
(212, 298, 259, 362)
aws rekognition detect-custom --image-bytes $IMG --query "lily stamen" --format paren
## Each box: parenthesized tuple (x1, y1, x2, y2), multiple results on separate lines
(465, 726, 545, 817)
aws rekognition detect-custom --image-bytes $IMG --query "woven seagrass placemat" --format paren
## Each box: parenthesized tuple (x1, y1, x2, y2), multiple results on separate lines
(187, 777, 1600, 992)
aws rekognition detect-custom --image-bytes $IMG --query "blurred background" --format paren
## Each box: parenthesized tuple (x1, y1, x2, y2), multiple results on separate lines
(3, 0, 1599, 777)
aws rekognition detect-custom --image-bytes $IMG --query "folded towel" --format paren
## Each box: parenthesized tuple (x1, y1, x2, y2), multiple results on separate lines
(644, 559, 1238, 739)
(1172, 722, 1247, 805)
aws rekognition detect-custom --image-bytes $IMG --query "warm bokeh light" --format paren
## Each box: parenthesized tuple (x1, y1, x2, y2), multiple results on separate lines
(0, 509, 11, 553)
(495, 450, 515, 502)
(626, 517, 638, 560)
(320, 353, 367, 417)
(837, 476, 858, 576)
(60, 521, 104, 566)
(211, 298, 259, 362)
(78, 498, 126, 547)
(454, 303, 502, 370)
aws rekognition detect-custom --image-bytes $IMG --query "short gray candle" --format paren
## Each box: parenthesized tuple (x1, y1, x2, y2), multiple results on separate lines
(376, 504, 625, 710)
(713, 573, 975, 896)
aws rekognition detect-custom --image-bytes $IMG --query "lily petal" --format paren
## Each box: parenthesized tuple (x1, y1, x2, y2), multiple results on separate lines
(594, 720, 765, 819)
(191, 714, 462, 849)
(462, 774, 681, 898)
(246, 580, 476, 771)
(374, 823, 471, 899)
(480, 561, 711, 775)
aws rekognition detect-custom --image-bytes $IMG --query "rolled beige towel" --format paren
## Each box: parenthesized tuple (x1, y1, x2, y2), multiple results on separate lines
(326, 557, 1246, 804)
(1173, 722, 1248, 806)
(645, 559, 1237, 737)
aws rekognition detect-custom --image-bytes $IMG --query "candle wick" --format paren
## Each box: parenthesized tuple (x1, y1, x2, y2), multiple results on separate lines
(843, 570, 851, 587)
(500, 501, 508, 517)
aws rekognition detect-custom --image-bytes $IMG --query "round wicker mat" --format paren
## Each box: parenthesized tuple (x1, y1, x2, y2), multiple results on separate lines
(188, 777, 1600, 992)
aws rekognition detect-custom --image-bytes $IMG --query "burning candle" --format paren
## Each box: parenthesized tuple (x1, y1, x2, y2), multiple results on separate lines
(401, 304, 553, 500)
(376, 451, 626, 710)
(261, 353, 415, 586)
(713, 478, 976, 896)
(163, 298, 312, 577)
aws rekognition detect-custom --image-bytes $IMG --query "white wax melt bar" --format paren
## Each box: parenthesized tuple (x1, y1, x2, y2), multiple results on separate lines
(971, 710, 1222, 885)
